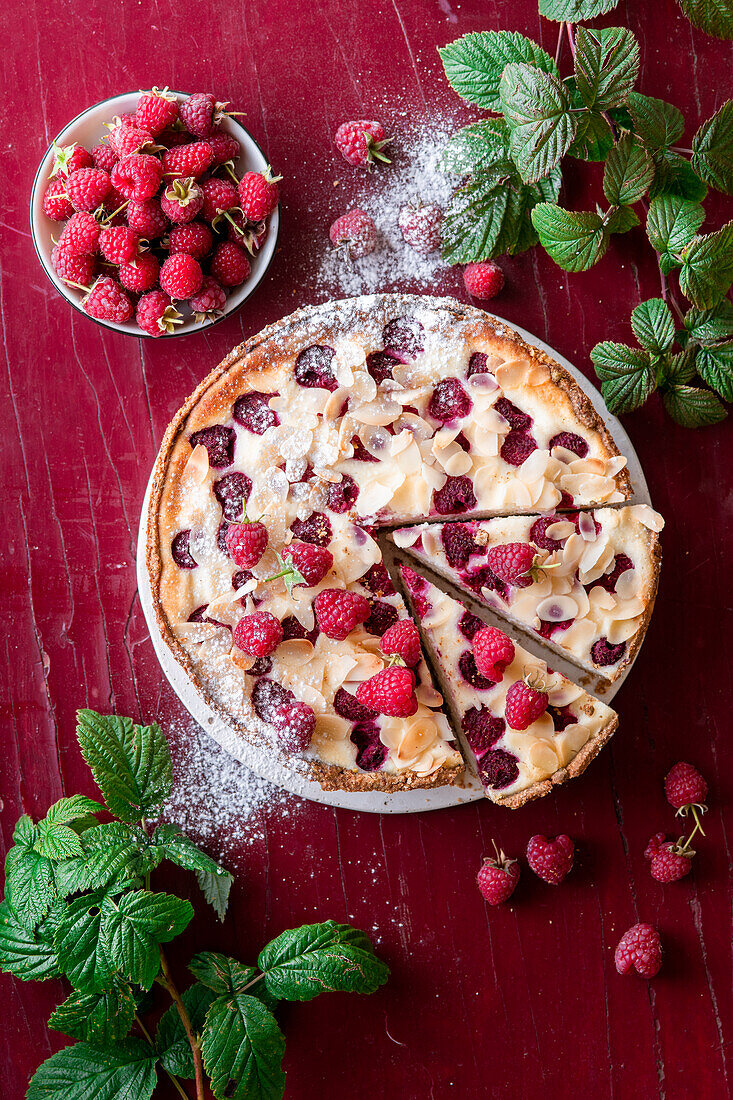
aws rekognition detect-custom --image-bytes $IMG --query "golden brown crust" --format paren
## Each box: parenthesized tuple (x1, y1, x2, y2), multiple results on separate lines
(311, 760, 465, 793)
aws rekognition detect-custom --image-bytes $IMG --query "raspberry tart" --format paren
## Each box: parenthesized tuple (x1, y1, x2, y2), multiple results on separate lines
(400, 568, 618, 807)
(391, 505, 663, 682)
(147, 293, 637, 796)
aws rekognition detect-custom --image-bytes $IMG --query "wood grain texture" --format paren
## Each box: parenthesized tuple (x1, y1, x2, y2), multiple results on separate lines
(1, 1, 731, 1097)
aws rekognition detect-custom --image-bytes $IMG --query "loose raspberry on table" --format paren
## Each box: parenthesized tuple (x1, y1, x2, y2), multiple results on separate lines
(127, 198, 168, 239)
(644, 833, 694, 883)
(51, 245, 95, 287)
(99, 225, 139, 264)
(208, 131, 242, 165)
(58, 211, 100, 255)
(136, 291, 182, 337)
(201, 177, 239, 222)
(335, 119, 392, 168)
(51, 142, 94, 177)
(463, 261, 505, 299)
(282, 542, 333, 587)
(43, 178, 74, 221)
(91, 142, 119, 173)
(473, 626, 515, 681)
(526, 834, 574, 884)
(615, 923, 662, 978)
(168, 222, 214, 259)
(380, 619, 421, 667)
(83, 276, 133, 323)
(136, 88, 179, 136)
(329, 209, 377, 259)
(179, 92, 225, 137)
(664, 762, 708, 812)
(209, 241, 250, 287)
(356, 666, 418, 718)
(108, 122, 155, 158)
(190, 275, 227, 322)
(398, 199, 442, 254)
(477, 846, 520, 905)
(225, 520, 268, 568)
(160, 178, 204, 224)
(314, 588, 371, 640)
(119, 253, 160, 293)
(160, 253, 203, 299)
(233, 611, 283, 657)
(487, 543, 537, 588)
(238, 167, 281, 221)
(272, 701, 315, 753)
(66, 167, 111, 212)
(111, 154, 163, 202)
(162, 141, 214, 179)
(505, 680, 548, 730)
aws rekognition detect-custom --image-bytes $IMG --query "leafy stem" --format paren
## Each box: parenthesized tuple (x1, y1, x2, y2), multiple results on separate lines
(159, 948, 206, 1100)
(136, 1012, 191, 1100)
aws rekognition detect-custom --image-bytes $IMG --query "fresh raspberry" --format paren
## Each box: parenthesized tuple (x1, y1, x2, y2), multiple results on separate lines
(190, 275, 227, 322)
(380, 619, 421, 667)
(271, 701, 315, 753)
(168, 222, 213, 259)
(160, 178, 204, 223)
(159, 125, 193, 148)
(209, 241, 250, 287)
(334, 120, 392, 168)
(356, 666, 417, 718)
(644, 833, 694, 883)
(225, 521, 268, 568)
(136, 88, 179, 136)
(99, 225, 139, 264)
(463, 261, 505, 299)
(91, 142, 119, 173)
(136, 290, 182, 337)
(398, 199, 442, 254)
(227, 214, 267, 253)
(43, 178, 75, 221)
(614, 923, 662, 978)
(58, 211, 100, 255)
(664, 762, 708, 811)
(314, 588, 371, 640)
(208, 131, 242, 165)
(51, 245, 95, 287)
(473, 626, 515, 681)
(160, 254, 203, 299)
(112, 154, 163, 202)
(66, 168, 111, 212)
(108, 122, 155, 157)
(83, 276, 133, 323)
(526, 834, 574, 885)
(477, 847, 520, 905)
(118, 252, 160, 292)
(329, 209, 377, 259)
(51, 142, 94, 177)
(487, 543, 537, 588)
(505, 679, 548, 730)
(179, 92, 231, 137)
(201, 178, 239, 222)
(238, 168, 281, 221)
(162, 142, 214, 179)
(127, 199, 168, 239)
(282, 542, 333, 587)
(233, 611, 283, 657)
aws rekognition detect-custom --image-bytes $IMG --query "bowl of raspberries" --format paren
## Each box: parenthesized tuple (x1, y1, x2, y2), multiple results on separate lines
(31, 89, 280, 337)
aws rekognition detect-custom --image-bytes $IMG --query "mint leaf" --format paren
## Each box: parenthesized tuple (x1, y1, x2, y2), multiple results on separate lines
(662, 384, 727, 426)
(4, 844, 55, 931)
(679, 222, 733, 308)
(156, 982, 215, 1078)
(567, 110, 614, 161)
(196, 868, 234, 922)
(500, 63, 575, 183)
(631, 298, 676, 354)
(696, 342, 733, 400)
(202, 993, 286, 1100)
(258, 920, 389, 1002)
(438, 31, 558, 112)
(574, 26, 639, 110)
(101, 889, 193, 990)
(603, 133, 655, 205)
(190, 951, 256, 995)
(692, 100, 733, 194)
(590, 342, 656, 412)
(539, 0, 620, 19)
(440, 119, 511, 175)
(627, 92, 684, 151)
(683, 300, 733, 344)
(76, 710, 172, 822)
(26, 1038, 157, 1100)
(49, 982, 137, 1044)
(55, 822, 151, 897)
(675, 0, 733, 40)
(650, 150, 708, 202)
(55, 889, 115, 993)
(0, 900, 60, 980)
(645, 194, 705, 273)
(531, 204, 607, 271)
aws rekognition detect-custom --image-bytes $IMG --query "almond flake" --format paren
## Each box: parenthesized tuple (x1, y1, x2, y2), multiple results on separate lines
(183, 443, 210, 486)
(529, 740, 559, 773)
(392, 527, 421, 548)
(537, 595, 578, 622)
(578, 511, 598, 541)
(629, 504, 665, 532)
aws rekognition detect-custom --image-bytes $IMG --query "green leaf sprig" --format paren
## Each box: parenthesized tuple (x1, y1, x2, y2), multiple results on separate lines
(1, 710, 389, 1100)
(438, 7, 733, 426)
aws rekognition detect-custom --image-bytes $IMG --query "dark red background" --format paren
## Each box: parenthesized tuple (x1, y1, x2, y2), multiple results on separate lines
(2, 1, 731, 1097)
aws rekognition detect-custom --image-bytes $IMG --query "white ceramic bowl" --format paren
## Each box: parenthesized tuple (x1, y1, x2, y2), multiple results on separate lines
(30, 91, 280, 338)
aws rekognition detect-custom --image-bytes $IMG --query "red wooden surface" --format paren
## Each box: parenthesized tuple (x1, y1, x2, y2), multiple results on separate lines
(2, 1, 732, 1097)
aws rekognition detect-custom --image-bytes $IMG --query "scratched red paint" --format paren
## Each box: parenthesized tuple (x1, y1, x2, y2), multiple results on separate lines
(1, 1, 731, 1096)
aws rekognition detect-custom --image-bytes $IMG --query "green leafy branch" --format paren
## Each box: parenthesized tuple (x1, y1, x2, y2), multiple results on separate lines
(1, 711, 389, 1100)
(438, 0, 733, 426)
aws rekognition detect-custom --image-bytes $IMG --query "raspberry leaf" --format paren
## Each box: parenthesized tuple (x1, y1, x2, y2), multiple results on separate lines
(101, 889, 194, 990)
(0, 899, 61, 980)
(201, 992, 286, 1100)
(190, 951, 256, 995)
(567, 109, 614, 162)
(696, 342, 733, 400)
(678, 222, 733, 307)
(48, 982, 138, 1044)
(590, 342, 657, 412)
(55, 889, 116, 993)
(649, 150, 708, 202)
(627, 92, 685, 151)
(662, 384, 727, 426)
(605, 205, 640, 235)
(26, 1038, 157, 1100)
(257, 920, 389, 1002)
(438, 31, 558, 112)
(692, 100, 733, 194)
(151, 824, 233, 918)
(439, 118, 511, 174)
(539, 0, 619, 17)
(55, 822, 155, 897)
(531, 204, 607, 271)
(76, 709, 172, 822)
(662, 348, 698, 385)
(683, 300, 733, 344)
(156, 982, 216, 1078)
(574, 26, 640, 110)
(196, 867, 234, 922)
(631, 298, 676, 355)
(4, 841, 56, 932)
(645, 195, 705, 273)
(499, 63, 576, 183)
(675, 0, 733, 40)
(603, 133, 655, 205)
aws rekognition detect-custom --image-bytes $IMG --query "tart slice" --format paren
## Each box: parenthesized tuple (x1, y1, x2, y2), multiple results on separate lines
(400, 567, 618, 807)
(391, 505, 663, 682)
